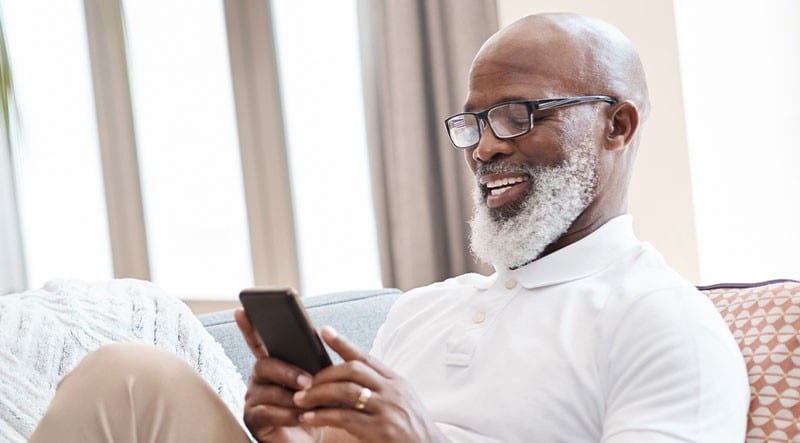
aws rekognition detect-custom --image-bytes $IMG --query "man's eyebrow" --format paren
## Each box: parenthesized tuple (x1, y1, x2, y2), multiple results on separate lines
(463, 95, 532, 112)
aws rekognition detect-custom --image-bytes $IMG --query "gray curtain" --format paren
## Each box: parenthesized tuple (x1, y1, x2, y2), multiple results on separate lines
(358, 0, 498, 291)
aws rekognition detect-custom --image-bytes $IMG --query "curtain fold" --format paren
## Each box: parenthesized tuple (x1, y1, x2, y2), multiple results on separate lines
(358, 0, 498, 290)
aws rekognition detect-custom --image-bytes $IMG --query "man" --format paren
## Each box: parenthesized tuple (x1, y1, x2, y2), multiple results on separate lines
(31, 13, 748, 442)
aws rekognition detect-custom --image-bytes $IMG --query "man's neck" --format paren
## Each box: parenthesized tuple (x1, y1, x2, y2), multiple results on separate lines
(518, 211, 624, 269)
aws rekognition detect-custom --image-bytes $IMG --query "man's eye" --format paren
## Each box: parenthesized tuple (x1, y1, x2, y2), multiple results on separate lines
(507, 117, 529, 128)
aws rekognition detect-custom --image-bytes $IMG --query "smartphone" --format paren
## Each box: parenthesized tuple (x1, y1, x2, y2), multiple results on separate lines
(239, 288, 332, 375)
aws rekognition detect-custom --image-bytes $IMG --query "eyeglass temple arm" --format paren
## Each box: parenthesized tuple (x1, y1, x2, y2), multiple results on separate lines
(536, 95, 618, 111)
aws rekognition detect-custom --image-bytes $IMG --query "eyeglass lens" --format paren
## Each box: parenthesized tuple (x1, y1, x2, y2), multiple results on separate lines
(447, 102, 531, 148)
(487, 103, 529, 138)
(447, 114, 480, 148)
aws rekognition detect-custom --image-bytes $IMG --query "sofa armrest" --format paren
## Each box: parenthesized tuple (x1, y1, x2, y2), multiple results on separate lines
(198, 288, 401, 382)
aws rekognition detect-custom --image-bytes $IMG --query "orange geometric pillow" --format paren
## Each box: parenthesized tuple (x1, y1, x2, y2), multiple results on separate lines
(702, 280, 800, 443)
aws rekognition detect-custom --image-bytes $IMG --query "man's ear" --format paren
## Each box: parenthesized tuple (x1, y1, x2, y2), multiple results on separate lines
(605, 101, 639, 151)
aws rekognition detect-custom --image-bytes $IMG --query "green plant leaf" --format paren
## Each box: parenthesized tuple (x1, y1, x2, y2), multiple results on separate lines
(0, 9, 17, 157)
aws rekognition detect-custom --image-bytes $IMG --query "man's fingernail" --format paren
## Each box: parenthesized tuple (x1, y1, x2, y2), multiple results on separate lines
(302, 411, 315, 422)
(321, 325, 338, 339)
(293, 390, 306, 404)
(297, 374, 312, 388)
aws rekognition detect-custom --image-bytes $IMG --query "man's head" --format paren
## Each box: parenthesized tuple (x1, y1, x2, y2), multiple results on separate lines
(449, 13, 650, 269)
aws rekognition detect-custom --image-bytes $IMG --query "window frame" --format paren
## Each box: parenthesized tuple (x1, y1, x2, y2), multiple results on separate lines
(82, 0, 300, 294)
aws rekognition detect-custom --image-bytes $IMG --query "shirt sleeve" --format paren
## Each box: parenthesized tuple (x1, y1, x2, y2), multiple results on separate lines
(368, 291, 410, 361)
(600, 287, 749, 442)
(368, 323, 388, 360)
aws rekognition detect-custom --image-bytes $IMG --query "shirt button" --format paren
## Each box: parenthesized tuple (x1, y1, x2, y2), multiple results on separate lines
(473, 312, 486, 324)
(505, 279, 517, 290)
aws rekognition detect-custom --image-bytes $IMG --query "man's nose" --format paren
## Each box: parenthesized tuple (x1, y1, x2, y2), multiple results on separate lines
(472, 121, 514, 163)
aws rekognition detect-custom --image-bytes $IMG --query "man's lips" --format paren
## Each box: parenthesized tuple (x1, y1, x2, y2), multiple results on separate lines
(479, 173, 530, 209)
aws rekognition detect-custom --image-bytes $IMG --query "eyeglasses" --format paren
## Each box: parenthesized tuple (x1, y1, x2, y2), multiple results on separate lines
(443, 95, 617, 149)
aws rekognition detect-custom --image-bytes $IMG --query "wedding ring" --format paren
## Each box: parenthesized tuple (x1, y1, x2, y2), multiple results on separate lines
(354, 386, 372, 411)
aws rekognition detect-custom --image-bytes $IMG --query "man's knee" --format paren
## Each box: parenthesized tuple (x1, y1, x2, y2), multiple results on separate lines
(64, 342, 196, 392)
(34, 344, 233, 442)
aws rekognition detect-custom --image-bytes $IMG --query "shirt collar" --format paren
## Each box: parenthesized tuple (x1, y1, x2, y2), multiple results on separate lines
(473, 215, 640, 290)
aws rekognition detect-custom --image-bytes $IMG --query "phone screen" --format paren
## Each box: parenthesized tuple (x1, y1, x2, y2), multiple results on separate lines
(239, 288, 333, 375)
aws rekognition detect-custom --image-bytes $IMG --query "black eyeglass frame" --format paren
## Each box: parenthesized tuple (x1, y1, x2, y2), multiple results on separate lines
(443, 95, 618, 149)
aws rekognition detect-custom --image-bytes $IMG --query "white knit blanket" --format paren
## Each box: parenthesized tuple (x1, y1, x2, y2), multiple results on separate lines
(0, 279, 247, 442)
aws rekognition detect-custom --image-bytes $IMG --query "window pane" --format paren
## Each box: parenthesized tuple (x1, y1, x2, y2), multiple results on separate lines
(123, 0, 252, 300)
(2, 0, 113, 288)
(271, 0, 382, 296)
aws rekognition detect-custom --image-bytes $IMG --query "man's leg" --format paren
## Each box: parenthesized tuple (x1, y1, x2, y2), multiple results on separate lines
(29, 343, 251, 443)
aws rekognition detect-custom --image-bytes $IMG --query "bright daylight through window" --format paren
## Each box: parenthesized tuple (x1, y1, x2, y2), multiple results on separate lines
(271, 0, 382, 296)
(123, 0, 253, 300)
(1, 0, 383, 298)
(2, 0, 113, 289)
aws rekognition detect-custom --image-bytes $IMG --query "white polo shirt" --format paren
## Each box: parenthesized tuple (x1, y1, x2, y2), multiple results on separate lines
(371, 215, 749, 442)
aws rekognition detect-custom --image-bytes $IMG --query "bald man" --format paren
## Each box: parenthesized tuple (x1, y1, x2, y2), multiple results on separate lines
(31, 13, 748, 443)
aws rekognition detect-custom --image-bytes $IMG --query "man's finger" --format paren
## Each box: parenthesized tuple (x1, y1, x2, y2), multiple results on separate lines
(293, 381, 371, 411)
(320, 325, 363, 361)
(245, 382, 300, 409)
(251, 357, 313, 390)
(320, 326, 394, 378)
(311, 359, 382, 389)
(244, 403, 303, 429)
(235, 308, 269, 358)
(298, 407, 372, 434)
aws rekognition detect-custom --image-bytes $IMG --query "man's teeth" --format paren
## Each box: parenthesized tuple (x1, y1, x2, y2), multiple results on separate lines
(490, 187, 510, 196)
(486, 176, 528, 196)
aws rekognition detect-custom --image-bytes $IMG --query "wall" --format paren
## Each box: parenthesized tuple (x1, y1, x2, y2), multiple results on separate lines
(496, 0, 701, 281)
(674, 0, 800, 284)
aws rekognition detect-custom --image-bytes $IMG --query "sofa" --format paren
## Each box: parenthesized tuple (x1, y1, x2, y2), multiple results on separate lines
(199, 288, 401, 382)
(200, 280, 800, 442)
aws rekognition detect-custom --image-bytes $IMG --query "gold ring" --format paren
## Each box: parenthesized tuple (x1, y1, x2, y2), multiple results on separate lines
(354, 386, 372, 411)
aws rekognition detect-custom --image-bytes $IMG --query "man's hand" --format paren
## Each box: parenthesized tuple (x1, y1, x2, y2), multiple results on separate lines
(234, 308, 317, 443)
(292, 326, 449, 443)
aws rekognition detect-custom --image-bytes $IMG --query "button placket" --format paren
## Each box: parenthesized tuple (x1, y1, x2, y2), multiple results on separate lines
(504, 278, 518, 290)
(444, 280, 522, 367)
(470, 277, 519, 328)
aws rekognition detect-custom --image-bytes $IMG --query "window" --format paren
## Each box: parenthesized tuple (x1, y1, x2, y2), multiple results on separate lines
(271, 0, 382, 296)
(123, 0, 253, 299)
(2, 0, 113, 288)
(1, 0, 383, 299)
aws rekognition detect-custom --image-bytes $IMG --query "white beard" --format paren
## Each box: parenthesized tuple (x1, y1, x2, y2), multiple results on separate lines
(468, 134, 598, 269)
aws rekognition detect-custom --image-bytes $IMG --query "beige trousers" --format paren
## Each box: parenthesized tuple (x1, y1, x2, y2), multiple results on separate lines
(29, 343, 251, 443)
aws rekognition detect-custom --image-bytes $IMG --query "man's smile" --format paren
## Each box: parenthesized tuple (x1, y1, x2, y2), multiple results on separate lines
(479, 173, 530, 209)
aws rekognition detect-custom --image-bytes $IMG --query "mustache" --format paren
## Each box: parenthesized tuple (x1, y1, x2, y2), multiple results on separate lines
(474, 162, 534, 178)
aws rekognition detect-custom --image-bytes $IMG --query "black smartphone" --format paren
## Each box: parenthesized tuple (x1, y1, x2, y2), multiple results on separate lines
(239, 288, 333, 375)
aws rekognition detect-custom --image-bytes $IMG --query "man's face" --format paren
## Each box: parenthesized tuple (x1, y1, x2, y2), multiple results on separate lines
(464, 47, 605, 268)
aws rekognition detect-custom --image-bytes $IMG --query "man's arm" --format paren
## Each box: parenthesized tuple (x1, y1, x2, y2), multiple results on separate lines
(601, 289, 749, 442)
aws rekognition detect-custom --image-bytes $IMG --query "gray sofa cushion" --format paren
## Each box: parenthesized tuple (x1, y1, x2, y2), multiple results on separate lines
(199, 288, 401, 382)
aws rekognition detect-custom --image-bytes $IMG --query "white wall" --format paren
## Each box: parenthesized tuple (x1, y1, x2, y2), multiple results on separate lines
(674, 0, 800, 284)
(497, 0, 701, 281)
(497, 0, 800, 284)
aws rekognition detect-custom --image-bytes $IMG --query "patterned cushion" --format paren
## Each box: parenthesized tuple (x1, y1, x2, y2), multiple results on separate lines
(703, 280, 800, 443)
